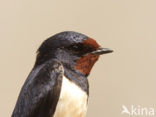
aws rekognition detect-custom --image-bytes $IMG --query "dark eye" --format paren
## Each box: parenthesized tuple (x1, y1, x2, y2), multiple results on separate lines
(72, 45, 79, 50)
(67, 43, 82, 51)
(67, 43, 94, 55)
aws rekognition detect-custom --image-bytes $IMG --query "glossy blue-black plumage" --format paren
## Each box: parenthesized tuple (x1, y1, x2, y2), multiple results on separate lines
(12, 60, 63, 117)
(12, 31, 91, 117)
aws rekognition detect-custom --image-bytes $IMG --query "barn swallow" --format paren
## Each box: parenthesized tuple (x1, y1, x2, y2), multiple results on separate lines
(12, 31, 113, 117)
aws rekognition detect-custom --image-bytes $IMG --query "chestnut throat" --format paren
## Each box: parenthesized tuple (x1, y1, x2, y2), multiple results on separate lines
(61, 54, 99, 95)
(75, 54, 99, 76)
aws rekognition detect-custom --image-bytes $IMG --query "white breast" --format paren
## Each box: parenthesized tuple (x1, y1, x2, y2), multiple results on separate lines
(54, 76, 88, 117)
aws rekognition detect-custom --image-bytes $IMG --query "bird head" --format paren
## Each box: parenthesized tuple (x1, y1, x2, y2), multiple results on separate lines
(35, 31, 113, 76)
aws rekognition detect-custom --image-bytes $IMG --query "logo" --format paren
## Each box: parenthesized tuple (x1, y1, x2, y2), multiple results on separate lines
(121, 105, 155, 116)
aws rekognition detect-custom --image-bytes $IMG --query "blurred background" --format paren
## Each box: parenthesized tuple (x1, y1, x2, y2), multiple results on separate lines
(0, 0, 156, 117)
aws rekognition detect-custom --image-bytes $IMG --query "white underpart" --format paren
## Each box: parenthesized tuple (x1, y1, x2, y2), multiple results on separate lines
(54, 76, 88, 117)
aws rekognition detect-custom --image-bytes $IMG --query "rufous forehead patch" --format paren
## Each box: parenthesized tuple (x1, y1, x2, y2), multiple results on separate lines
(82, 38, 100, 50)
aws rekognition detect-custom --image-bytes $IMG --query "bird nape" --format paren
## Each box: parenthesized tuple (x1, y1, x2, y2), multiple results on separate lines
(12, 31, 113, 117)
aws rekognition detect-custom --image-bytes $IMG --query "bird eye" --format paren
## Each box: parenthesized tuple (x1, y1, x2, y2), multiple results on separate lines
(72, 45, 79, 50)
(67, 44, 81, 51)
(67, 43, 94, 55)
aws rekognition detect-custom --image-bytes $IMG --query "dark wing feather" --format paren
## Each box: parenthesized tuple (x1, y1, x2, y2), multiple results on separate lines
(12, 59, 63, 117)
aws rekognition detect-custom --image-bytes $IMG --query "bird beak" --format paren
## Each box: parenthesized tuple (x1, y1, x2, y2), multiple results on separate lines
(90, 47, 113, 55)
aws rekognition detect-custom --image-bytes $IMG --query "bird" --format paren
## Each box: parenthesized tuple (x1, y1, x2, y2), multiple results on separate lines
(11, 31, 113, 117)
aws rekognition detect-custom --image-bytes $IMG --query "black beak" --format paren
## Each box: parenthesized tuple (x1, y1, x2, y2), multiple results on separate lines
(91, 47, 113, 55)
